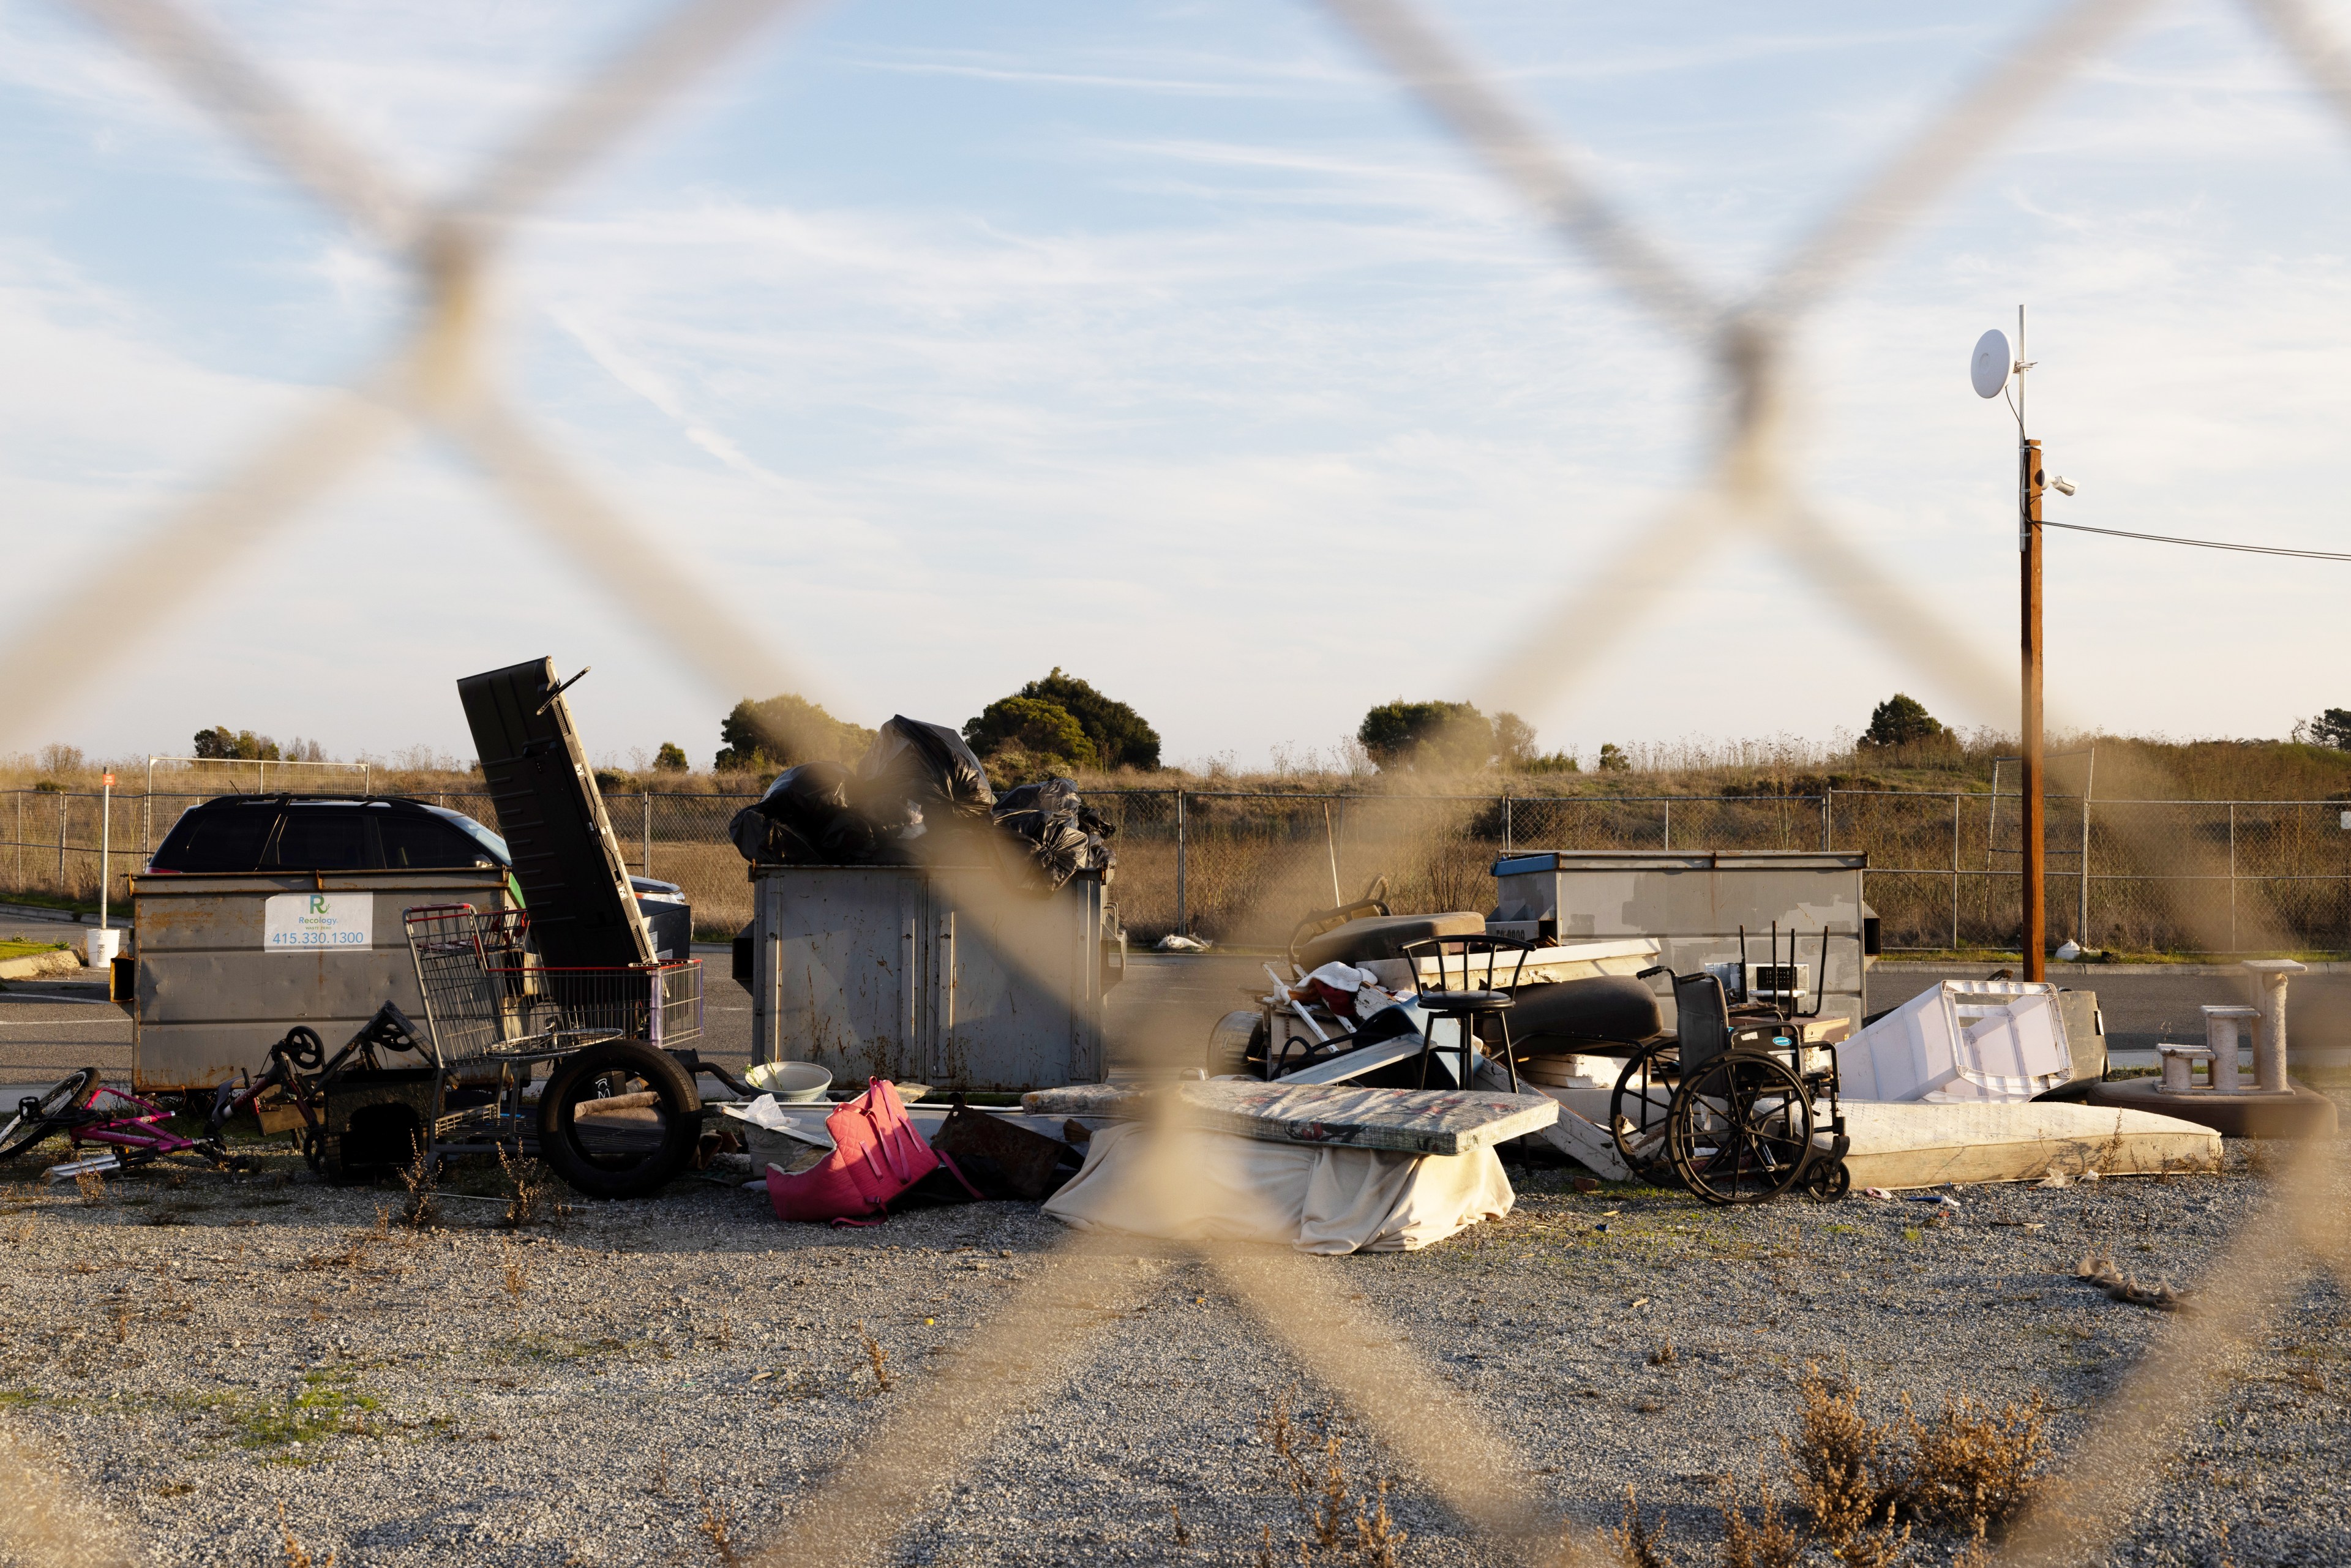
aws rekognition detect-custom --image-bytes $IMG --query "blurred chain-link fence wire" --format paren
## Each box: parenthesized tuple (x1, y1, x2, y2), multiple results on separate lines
(9, 0, 2351, 1565)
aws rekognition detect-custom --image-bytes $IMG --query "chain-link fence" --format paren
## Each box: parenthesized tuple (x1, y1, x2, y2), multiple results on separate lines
(13, 784, 2351, 953)
(11, 1, 2351, 1565)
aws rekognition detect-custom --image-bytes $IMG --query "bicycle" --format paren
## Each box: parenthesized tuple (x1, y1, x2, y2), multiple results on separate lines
(0, 1009, 426, 1178)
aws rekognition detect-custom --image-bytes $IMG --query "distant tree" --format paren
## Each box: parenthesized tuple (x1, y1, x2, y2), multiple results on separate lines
(2304, 708, 2351, 750)
(654, 742, 689, 772)
(192, 726, 280, 762)
(34, 743, 84, 775)
(1859, 694, 1949, 750)
(995, 669, 1160, 771)
(714, 695, 876, 773)
(1357, 700, 1496, 772)
(963, 696, 1098, 771)
(1494, 711, 1537, 768)
(1597, 743, 1630, 773)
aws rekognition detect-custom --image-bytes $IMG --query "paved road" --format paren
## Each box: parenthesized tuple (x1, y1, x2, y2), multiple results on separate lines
(13, 950, 2351, 1106)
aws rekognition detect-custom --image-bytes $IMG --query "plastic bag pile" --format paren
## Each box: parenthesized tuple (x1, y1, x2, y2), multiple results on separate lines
(727, 715, 1115, 891)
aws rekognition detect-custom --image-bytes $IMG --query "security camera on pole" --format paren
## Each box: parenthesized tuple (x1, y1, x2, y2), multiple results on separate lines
(1973, 308, 2075, 980)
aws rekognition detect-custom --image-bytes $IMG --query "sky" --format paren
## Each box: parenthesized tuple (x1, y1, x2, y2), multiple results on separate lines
(4, 0, 2350, 772)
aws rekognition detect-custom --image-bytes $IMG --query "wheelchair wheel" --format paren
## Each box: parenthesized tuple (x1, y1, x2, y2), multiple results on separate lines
(1608, 1045, 1679, 1185)
(1667, 1051, 1813, 1206)
(1802, 1157, 1853, 1203)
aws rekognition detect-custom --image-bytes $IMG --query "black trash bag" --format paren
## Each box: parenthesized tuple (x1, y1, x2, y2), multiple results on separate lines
(992, 778, 1080, 818)
(856, 716, 995, 822)
(727, 803, 803, 865)
(752, 760, 876, 863)
(988, 775, 1117, 891)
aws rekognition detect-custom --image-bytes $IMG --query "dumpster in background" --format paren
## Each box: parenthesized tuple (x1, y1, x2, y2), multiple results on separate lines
(748, 863, 1120, 1092)
(129, 868, 514, 1092)
(1490, 849, 1875, 1027)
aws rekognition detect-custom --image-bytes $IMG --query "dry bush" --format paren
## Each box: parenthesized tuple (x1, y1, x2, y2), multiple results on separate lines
(1900, 1392, 2050, 1534)
(1715, 1475, 1803, 1568)
(1779, 1366, 2049, 1554)
(1782, 1366, 1898, 1551)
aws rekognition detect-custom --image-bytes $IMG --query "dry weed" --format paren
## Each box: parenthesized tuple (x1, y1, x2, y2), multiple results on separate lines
(1255, 1387, 1411, 1566)
(1169, 1504, 1191, 1547)
(497, 1146, 563, 1229)
(397, 1138, 439, 1229)
(1839, 1503, 1911, 1568)
(646, 1449, 672, 1498)
(73, 1169, 107, 1206)
(857, 1322, 891, 1392)
(692, 1480, 741, 1567)
(1608, 1485, 1676, 1568)
(1352, 1477, 1408, 1568)
(503, 1251, 527, 1303)
(1648, 1339, 1678, 1368)
(1715, 1474, 1803, 1568)
(277, 1500, 336, 1567)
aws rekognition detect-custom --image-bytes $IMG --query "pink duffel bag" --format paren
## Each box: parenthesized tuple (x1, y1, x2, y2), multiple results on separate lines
(767, 1078, 952, 1223)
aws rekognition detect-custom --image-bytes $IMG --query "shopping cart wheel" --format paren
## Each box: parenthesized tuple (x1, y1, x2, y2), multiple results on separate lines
(536, 1039, 702, 1199)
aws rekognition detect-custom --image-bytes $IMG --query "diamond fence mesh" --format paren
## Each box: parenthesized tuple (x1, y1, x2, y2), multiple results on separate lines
(10, 2, 2351, 1566)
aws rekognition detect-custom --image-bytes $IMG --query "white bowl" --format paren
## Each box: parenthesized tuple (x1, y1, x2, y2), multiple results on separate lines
(746, 1060, 832, 1103)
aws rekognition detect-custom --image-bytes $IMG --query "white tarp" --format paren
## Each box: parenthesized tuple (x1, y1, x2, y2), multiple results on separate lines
(1041, 1120, 1513, 1254)
(1837, 981, 2074, 1103)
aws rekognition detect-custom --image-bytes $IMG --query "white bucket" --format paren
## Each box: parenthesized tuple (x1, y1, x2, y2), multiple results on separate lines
(746, 1060, 831, 1102)
(84, 928, 122, 970)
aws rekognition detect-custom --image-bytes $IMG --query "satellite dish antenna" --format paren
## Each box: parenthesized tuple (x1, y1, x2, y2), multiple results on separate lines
(1971, 328, 2012, 399)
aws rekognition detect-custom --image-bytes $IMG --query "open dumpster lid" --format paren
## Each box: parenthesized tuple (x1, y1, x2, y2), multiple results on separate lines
(457, 657, 653, 969)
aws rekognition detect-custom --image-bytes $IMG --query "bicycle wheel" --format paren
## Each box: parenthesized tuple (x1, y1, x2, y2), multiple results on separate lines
(1609, 1046, 1679, 1185)
(1667, 1051, 1813, 1207)
(0, 1068, 102, 1162)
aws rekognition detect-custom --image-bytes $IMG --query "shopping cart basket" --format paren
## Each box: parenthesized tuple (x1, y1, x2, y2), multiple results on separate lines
(401, 904, 713, 1198)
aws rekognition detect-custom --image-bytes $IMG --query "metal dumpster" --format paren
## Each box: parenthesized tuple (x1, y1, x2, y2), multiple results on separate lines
(748, 863, 1118, 1092)
(129, 869, 514, 1092)
(1490, 850, 1874, 1026)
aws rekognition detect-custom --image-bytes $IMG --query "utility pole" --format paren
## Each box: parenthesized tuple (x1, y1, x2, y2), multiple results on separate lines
(2022, 434, 2046, 980)
(2016, 303, 2045, 981)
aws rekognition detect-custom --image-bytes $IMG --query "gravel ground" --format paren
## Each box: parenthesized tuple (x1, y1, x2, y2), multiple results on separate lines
(4, 1119, 2349, 1568)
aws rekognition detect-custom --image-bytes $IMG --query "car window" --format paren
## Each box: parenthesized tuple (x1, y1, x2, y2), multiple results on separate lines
(420, 804, 511, 866)
(153, 806, 279, 872)
(380, 814, 490, 869)
(269, 808, 369, 871)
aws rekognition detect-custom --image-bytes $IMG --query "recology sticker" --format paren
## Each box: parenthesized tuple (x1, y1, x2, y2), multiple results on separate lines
(262, 892, 373, 951)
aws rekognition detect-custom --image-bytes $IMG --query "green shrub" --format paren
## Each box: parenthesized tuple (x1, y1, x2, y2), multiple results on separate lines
(987, 669, 1160, 770)
(714, 694, 876, 774)
(964, 696, 1098, 774)
(1358, 700, 1494, 772)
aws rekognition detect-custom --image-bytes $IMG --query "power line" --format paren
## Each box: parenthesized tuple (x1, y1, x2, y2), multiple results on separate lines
(2039, 517, 2351, 561)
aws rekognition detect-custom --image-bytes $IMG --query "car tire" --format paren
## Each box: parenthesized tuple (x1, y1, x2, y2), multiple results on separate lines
(535, 1040, 701, 1199)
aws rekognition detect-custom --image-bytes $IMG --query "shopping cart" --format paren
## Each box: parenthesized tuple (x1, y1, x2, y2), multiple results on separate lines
(402, 904, 716, 1197)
